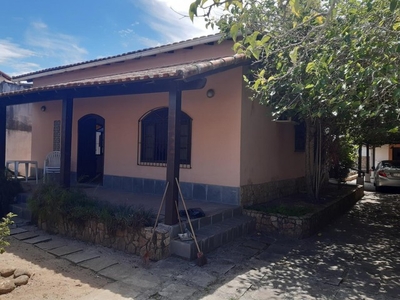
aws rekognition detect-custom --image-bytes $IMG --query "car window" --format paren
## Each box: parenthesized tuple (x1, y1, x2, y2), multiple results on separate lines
(382, 161, 400, 168)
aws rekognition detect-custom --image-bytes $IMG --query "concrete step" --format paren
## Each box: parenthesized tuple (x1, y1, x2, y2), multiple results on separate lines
(10, 216, 31, 228)
(10, 203, 32, 222)
(169, 206, 243, 238)
(170, 215, 256, 260)
(15, 193, 30, 204)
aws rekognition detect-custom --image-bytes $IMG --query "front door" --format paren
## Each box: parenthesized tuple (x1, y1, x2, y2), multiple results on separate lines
(77, 114, 105, 184)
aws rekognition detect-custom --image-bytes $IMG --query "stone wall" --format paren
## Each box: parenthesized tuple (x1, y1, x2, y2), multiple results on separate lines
(244, 185, 364, 238)
(240, 177, 306, 206)
(38, 217, 171, 261)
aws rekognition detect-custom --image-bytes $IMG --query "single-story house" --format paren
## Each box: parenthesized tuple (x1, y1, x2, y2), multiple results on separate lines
(0, 34, 305, 225)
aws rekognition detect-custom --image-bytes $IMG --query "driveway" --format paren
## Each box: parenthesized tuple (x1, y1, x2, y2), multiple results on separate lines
(207, 186, 400, 300)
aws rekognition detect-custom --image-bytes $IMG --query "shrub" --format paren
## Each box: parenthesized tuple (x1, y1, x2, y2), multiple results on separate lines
(249, 204, 314, 217)
(0, 212, 16, 254)
(0, 173, 22, 217)
(29, 183, 155, 232)
(329, 136, 356, 184)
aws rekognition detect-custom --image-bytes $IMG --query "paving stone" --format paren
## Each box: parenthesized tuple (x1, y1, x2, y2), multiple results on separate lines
(63, 251, 101, 264)
(252, 234, 276, 245)
(121, 270, 162, 291)
(215, 277, 253, 298)
(9, 228, 27, 235)
(78, 281, 141, 300)
(12, 231, 39, 241)
(35, 240, 67, 251)
(150, 257, 191, 278)
(178, 268, 217, 288)
(316, 265, 346, 286)
(79, 257, 119, 272)
(201, 259, 236, 275)
(12, 217, 29, 226)
(23, 236, 52, 244)
(264, 243, 293, 255)
(48, 245, 83, 257)
(238, 268, 267, 283)
(241, 239, 269, 250)
(231, 245, 259, 258)
(158, 283, 198, 300)
(98, 264, 138, 281)
(240, 285, 286, 300)
(334, 288, 380, 300)
(257, 251, 285, 262)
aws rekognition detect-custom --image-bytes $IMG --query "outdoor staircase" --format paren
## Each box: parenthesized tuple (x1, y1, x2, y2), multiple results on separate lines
(169, 206, 256, 260)
(10, 193, 32, 221)
(9, 191, 256, 262)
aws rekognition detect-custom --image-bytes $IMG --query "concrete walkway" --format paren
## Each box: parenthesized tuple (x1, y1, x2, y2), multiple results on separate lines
(9, 187, 400, 299)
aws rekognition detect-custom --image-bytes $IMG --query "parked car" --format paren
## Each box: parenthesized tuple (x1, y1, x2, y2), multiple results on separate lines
(373, 160, 400, 192)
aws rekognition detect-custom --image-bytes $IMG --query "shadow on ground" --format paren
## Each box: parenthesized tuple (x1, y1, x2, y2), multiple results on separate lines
(4, 186, 400, 299)
(195, 189, 399, 300)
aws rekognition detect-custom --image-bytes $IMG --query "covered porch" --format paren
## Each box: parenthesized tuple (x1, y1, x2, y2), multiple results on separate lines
(0, 55, 248, 226)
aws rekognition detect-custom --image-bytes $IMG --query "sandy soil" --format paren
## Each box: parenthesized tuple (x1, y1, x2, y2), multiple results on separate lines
(0, 238, 112, 300)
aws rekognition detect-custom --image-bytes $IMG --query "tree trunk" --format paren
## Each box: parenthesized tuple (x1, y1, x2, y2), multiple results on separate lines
(305, 118, 326, 202)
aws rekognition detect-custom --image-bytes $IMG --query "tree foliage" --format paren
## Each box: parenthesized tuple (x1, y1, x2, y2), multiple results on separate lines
(190, 0, 400, 200)
(0, 212, 16, 254)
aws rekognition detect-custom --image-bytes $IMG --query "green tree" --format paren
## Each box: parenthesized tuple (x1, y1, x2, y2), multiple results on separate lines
(0, 212, 16, 254)
(190, 0, 400, 200)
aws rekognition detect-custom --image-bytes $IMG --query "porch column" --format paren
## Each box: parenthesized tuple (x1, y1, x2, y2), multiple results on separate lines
(356, 144, 364, 185)
(60, 97, 73, 188)
(365, 143, 370, 182)
(372, 146, 376, 169)
(0, 103, 6, 173)
(165, 83, 181, 225)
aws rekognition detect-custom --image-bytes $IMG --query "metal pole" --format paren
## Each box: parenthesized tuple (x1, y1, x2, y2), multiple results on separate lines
(165, 83, 181, 225)
(60, 97, 73, 188)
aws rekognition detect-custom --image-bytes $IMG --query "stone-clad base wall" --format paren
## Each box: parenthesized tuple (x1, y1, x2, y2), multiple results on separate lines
(244, 186, 364, 238)
(38, 218, 170, 261)
(241, 177, 306, 206)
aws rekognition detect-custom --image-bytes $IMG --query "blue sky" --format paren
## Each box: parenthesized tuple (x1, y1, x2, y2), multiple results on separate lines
(0, 0, 217, 76)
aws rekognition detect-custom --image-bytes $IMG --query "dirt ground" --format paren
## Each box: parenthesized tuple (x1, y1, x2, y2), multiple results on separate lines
(0, 238, 112, 300)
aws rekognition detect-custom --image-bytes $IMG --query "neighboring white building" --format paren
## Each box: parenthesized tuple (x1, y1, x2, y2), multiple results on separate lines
(362, 144, 386, 167)
(1, 71, 32, 175)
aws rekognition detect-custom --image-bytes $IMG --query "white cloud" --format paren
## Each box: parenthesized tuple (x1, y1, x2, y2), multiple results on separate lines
(25, 21, 88, 65)
(0, 40, 35, 64)
(135, 0, 219, 43)
(11, 62, 41, 76)
(0, 39, 37, 75)
(0, 21, 88, 76)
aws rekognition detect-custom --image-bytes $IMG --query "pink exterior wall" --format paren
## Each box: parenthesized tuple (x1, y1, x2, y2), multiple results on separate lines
(30, 68, 243, 187)
(29, 40, 305, 196)
(31, 101, 62, 169)
(239, 82, 305, 186)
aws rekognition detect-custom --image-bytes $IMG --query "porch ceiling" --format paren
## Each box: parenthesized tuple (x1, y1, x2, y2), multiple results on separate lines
(0, 54, 248, 105)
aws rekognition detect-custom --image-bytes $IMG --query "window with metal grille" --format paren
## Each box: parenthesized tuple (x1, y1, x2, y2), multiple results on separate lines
(294, 122, 306, 152)
(139, 107, 192, 167)
(53, 120, 61, 151)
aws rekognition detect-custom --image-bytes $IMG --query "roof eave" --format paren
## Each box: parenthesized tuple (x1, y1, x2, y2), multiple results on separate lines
(13, 34, 224, 82)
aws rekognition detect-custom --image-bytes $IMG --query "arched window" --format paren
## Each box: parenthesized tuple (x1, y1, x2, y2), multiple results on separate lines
(139, 107, 192, 167)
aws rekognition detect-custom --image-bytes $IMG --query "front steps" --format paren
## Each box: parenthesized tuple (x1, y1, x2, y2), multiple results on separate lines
(9, 191, 257, 261)
(170, 207, 256, 260)
(10, 193, 32, 221)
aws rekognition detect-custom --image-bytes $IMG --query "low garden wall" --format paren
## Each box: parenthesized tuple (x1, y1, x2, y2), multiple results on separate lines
(241, 177, 306, 206)
(243, 185, 364, 238)
(38, 218, 171, 261)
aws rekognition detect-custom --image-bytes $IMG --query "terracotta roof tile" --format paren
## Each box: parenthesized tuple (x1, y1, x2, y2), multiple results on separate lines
(0, 54, 247, 98)
(12, 34, 224, 80)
